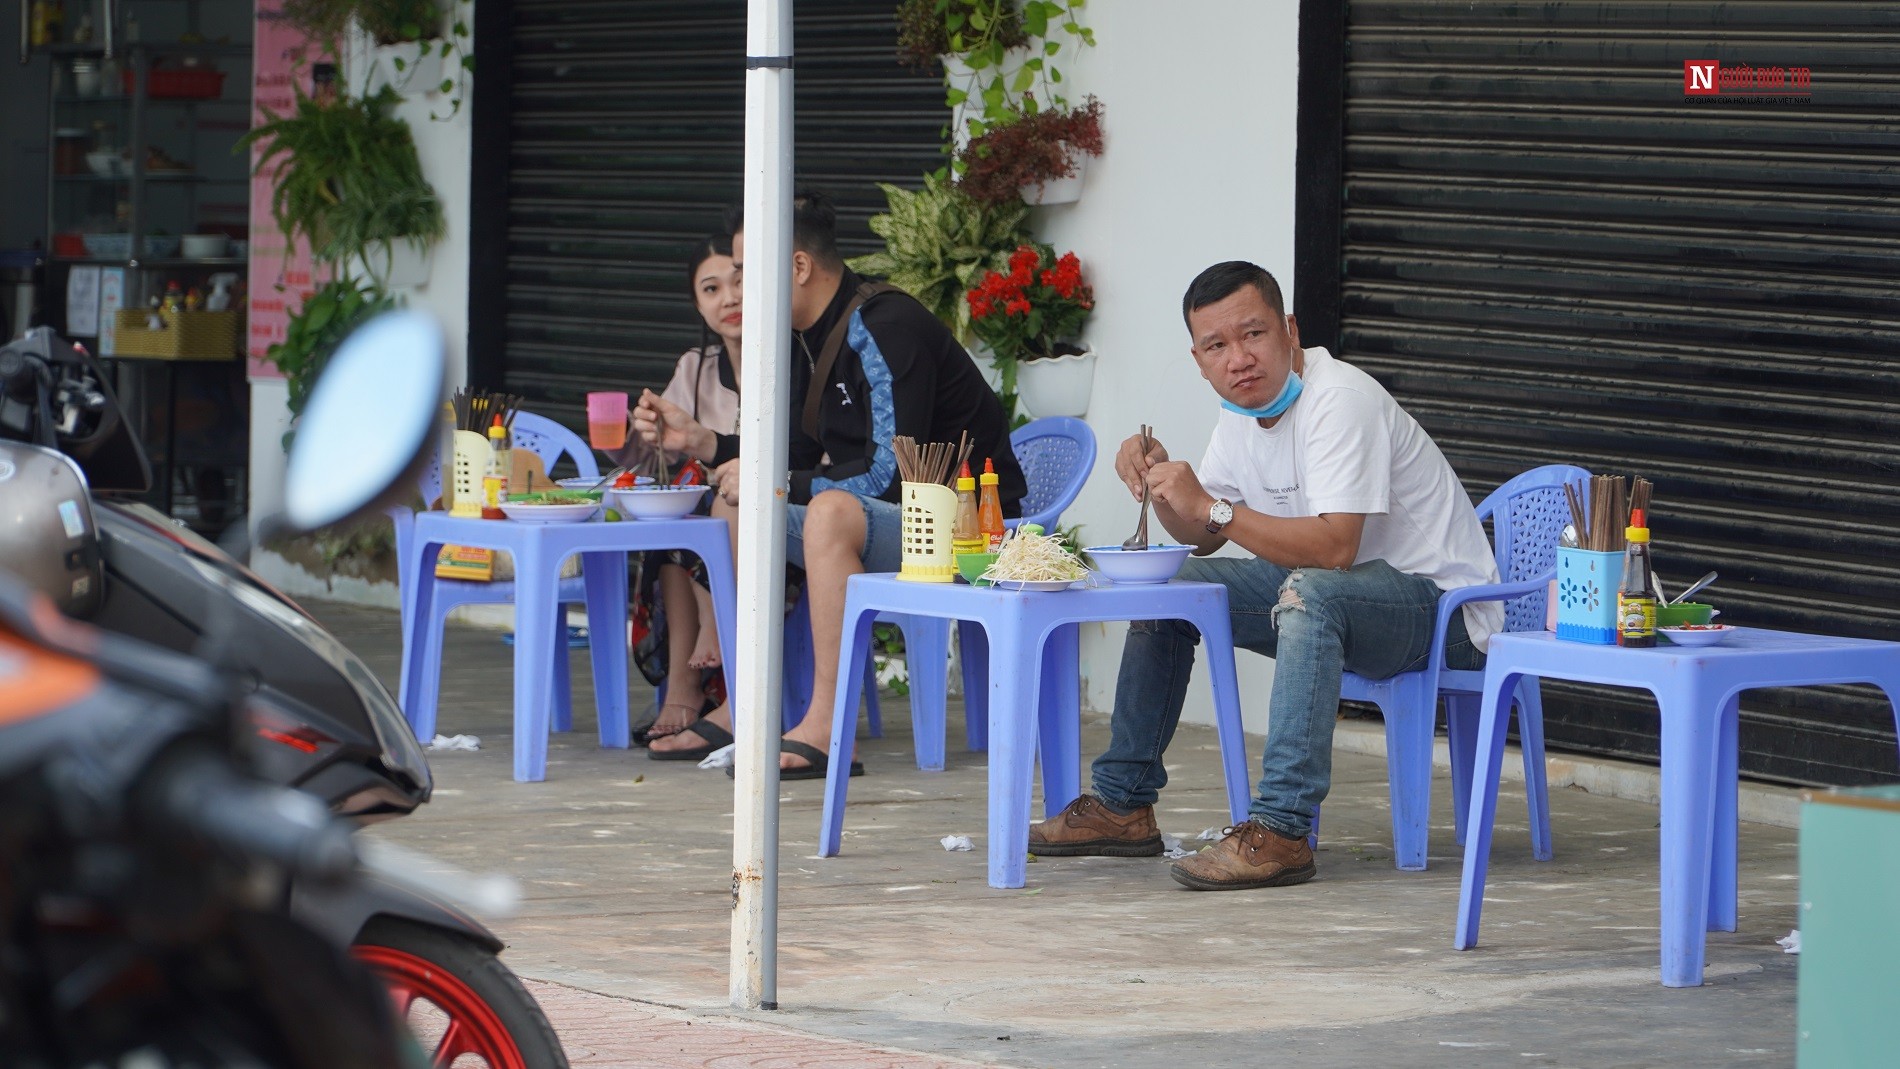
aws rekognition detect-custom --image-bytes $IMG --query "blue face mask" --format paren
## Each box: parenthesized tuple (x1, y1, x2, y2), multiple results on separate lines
(1221, 371, 1304, 419)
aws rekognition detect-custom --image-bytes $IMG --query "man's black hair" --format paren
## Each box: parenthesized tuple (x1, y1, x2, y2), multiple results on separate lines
(1181, 261, 1286, 330)
(724, 190, 843, 270)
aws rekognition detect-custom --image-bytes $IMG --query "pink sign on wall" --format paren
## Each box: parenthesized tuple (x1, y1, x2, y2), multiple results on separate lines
(247, 2, 328, 380)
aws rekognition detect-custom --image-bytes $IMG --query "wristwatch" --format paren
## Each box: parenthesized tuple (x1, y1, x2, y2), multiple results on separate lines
(1206, 498, 1234, 535)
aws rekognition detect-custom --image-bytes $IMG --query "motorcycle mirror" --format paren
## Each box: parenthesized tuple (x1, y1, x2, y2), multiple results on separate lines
(280, 311, 445, 536)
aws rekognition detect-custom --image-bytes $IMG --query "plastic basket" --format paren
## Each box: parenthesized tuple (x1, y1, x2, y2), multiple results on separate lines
(111, 308, 240, 360)
(898, 481, 957, 582)
(1555, 547, 1621, 644)
(122, 66, 227, 100)
(448, 430, 488, 517)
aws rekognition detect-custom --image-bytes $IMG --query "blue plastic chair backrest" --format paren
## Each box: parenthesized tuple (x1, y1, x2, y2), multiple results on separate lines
(1473, 463, 1593, 634)
(415, 410, 599, 505)
(1009, 416, 1097, 529)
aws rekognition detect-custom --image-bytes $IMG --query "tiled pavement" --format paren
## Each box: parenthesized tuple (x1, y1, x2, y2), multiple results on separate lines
(316, 601, 1803, 1069)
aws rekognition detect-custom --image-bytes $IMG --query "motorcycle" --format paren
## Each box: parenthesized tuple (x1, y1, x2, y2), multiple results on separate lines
(0, 316, 566, 1066)
(0, 571, 412, 1067)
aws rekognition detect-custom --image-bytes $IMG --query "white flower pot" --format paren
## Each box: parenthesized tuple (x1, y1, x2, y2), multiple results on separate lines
(371, 39, 444, 95)
(1023, 154, 1087, 206)
(940, 48, 1033, 153)
(351, 239, 435, 290)
(1016, 347, 1096, 418)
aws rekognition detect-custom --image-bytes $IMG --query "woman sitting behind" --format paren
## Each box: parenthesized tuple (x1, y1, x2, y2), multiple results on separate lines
(612, 233, 745, 742)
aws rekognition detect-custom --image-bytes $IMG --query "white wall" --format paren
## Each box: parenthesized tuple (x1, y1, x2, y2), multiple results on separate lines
(1034, 0, 1300, 732)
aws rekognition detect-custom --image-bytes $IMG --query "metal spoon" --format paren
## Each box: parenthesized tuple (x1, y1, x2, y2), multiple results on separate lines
(1121, 424, 1152, 551)
(1668, 570, 1718, 606)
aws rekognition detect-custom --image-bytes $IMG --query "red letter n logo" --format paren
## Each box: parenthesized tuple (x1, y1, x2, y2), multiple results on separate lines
(1684, 60, 1718, 95)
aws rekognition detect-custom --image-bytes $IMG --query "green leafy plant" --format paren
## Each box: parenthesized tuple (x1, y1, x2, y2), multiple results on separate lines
(283, 0, 439, 45)
(872, 622, 910, 697)
(895, 0, 1027, 70)
(280, 0, 473, 119)
(266, 276, 398, 449)
(847, 173, 1032, 343)
(933, 0, 1096, 143)
(239, 84, 446, 276)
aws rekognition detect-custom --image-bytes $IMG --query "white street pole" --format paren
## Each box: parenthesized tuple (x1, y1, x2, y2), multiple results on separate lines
(731, 0, 792, 1012)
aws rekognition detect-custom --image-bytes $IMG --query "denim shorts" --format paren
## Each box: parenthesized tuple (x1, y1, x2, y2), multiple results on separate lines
(785, 492, 903, 574)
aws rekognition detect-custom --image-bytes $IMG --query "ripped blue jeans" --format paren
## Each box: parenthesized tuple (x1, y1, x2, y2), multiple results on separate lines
(1091, 556, 1484, 839)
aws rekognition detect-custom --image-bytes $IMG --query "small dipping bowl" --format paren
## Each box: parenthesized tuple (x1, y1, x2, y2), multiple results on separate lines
(956, 552, 997, 586)
(1656, 602, 1715, 628)
(1659, 624, 1735, 648)
(1084, 544, 1193, 585)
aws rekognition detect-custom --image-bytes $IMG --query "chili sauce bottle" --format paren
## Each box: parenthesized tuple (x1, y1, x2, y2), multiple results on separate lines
(978, 458, 1005, 552)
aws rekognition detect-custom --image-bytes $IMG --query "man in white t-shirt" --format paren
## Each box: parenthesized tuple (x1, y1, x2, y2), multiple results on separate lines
(1029, 261, 1502, 890)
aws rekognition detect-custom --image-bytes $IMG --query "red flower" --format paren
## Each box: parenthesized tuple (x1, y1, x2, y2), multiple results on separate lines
(963, 243, 1094, 364)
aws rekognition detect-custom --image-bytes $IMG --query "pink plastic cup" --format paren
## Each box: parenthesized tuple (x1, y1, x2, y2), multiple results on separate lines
(586, 391, 628, 449)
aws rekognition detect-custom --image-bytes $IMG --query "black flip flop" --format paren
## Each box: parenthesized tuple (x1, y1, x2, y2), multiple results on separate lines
(634, 702, 707, 747)
(725, 738, 863, 780)
(647, 718, 734, 761)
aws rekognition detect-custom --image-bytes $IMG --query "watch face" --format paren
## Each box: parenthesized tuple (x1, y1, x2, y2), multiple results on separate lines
(1208, 499, 1233, 529)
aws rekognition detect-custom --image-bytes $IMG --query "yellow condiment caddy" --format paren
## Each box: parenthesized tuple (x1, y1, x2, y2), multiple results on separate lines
(898, 480, 958, 582)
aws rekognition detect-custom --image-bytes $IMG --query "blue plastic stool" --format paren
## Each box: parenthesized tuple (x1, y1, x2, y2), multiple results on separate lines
(1455, 627, 1900, 987)
(818, 574, 1253, 888)
(399, 511, 738, 782)
(779, 418, 1098, 755)
(780, 593, 884, 738)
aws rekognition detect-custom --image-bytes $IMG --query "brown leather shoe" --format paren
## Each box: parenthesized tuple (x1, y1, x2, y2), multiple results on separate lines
(1028, 795, 1162, 857)
(1169, 819, 1316, 890)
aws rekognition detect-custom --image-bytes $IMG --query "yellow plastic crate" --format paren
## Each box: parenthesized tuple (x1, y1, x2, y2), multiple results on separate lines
(112, 308, 242, 360)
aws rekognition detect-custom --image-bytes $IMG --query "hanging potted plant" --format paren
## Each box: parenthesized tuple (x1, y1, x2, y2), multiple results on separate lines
(896, 0, 1102, 205)
(280, 0, 473, 117)
(966, 242, 1096, 418)
(955, 95, 1103, 207)
(241, 82, 443, 432)
(239, 83, 447, 287)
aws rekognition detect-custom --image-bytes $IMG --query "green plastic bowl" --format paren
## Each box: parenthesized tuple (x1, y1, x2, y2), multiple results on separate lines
(956, 552, 997, 586)
(1656, 602, 1714, 628)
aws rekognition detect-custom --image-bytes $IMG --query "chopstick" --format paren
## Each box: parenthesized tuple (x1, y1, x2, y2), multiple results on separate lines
(894, 436, 964, 486)
(1569, 474, 1655, 552)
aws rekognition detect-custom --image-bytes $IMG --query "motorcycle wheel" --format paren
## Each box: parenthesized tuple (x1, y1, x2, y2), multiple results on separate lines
(353, 918, 569, 1069)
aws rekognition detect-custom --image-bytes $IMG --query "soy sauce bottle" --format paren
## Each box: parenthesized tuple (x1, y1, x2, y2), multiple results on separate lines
(1617, 509, 1657, 648)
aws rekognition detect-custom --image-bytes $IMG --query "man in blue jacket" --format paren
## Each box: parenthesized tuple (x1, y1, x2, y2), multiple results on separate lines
(650, 191, 1025, 777)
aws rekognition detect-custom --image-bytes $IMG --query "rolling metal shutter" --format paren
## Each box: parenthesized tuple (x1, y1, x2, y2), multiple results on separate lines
(469, 0, 945, 424)
(1311, 2, 1900, 784)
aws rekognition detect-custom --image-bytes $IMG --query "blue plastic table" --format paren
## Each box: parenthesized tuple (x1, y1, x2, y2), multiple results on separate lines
(398, 512, 737, 782)
(817, 574, 1254, 888)
(1455, 627, 1900, 986)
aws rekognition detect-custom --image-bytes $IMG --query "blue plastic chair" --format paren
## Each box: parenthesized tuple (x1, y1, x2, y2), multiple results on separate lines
(1455, 627, 1900, 986)
(390, 411, 600, 740)
(1339, 463, 1591, 871)
(780, 417, 1098, 756)
(818, 575, 1252, 888)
